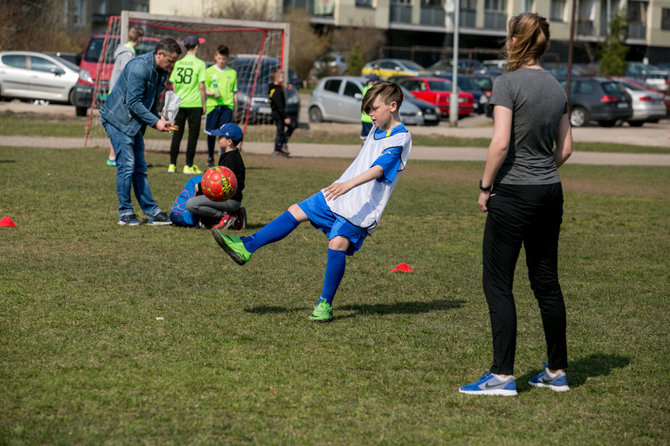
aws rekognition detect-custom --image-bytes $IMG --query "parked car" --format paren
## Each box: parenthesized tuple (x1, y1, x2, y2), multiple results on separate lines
(307, 76, 439, 126)
(361, 58, 425, 80)
(397, 76, 474, 117)
(311, 51, 347, 78)
(427, 59, 484, 75)
(625, 62, 670, 92)
(0, 51, 80, 105)
(609, 76, 670, 115)
(435, 73, 488, 114)
(559, 77, 632, 127)
(73, 34, 160, 116)
(232, 55, 301, 124)
(607, 78, 666, 126)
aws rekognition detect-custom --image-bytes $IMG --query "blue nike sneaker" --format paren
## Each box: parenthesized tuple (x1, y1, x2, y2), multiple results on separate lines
(529, 363, 570, 392)
(459, 371, 518, 396)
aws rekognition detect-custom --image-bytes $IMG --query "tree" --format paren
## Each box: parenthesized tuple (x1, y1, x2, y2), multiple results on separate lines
(0, 0, 85, 52)
(598, 10, 630, 76)
(331, 25, 386, 76)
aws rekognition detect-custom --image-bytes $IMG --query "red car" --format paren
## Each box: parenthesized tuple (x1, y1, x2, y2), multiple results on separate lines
(397, 76, 474, 117)
(609, 76, 670, 116)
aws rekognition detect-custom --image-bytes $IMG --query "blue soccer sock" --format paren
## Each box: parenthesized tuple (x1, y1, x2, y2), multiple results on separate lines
(318, 248, 347, 306)
(241, 211, 299, 253)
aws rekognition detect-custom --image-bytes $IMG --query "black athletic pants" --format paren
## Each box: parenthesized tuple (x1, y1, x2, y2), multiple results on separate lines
(482, 182, 568, 375)
(169, 107, 203, 166)
(271, 110, 297, 152)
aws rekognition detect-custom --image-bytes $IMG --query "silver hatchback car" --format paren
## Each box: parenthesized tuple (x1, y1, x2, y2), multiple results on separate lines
(308, 76, 439, 126)
(0, 51, 80, 104)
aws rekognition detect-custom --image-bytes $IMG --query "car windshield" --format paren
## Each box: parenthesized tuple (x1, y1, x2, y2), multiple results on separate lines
(54, 57, 79, 72)
(427, 80, 453, 91)
(400, 60, 424, 71)
(233, 57, 299, 91)
(621, 81, 644, 91)
(472, 77, 493, 90)
(400, 86, 416, 99)
(602, 82, 625, 94)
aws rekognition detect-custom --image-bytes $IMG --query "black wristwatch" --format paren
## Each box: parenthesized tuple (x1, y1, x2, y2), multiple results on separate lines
(479, 180, 492, 192)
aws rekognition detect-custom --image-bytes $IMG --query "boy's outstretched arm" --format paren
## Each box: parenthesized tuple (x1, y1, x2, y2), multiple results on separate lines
(323, 165, 384, 201)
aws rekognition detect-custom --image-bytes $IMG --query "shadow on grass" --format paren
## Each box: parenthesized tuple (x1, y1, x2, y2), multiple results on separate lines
(517, 353, 630, 393)
(245, 299, 465, 318)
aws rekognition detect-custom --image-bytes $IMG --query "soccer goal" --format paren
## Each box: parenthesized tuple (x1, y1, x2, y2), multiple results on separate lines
(83, 11, 290, 146)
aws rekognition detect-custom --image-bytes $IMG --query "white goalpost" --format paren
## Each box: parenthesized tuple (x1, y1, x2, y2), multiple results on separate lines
(83, 11, 290, 147)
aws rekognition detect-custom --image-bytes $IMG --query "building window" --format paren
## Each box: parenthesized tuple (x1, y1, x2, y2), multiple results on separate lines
(460, 0, 477, 27)
(628, 0, 648, 38)
(550, 0, 566, 22)
(522, 0, 534, 12)
(356, 0, 373, 6)
(484, 0, 507, 29)
(73, 0, 86, 26)
(662, 8, 670, 31)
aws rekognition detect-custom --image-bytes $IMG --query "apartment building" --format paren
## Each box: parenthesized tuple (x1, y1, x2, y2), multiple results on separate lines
(284, 0, 670, 63)
(146, 0, 670, 62)
(64, 0, 149, 33)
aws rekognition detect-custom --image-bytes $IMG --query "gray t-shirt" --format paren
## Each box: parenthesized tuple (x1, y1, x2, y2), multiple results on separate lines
(489, 68, 567, 185)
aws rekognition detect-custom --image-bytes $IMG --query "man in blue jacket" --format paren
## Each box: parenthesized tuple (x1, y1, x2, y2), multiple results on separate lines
(101, 38, 181, 226)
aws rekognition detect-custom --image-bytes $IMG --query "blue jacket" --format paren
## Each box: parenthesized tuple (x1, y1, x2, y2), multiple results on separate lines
(100, 52, 168, 136)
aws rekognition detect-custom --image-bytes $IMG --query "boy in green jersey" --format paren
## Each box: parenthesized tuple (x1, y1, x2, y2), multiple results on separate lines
(168, 35, 207, 174)
(204, 45, 238, 167)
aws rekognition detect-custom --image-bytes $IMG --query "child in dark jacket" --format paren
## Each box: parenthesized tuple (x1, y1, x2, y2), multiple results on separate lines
(268, 69, 296, 158)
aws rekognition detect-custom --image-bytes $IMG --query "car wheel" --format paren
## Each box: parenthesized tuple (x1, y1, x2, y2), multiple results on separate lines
(75, 106, 87, 117)
(569, 107, 588, 127)
(68, 89, 76, 106)
(308, 106, 323, 123)
(597, 120, 616, 127)
(628, 121, 644, 127)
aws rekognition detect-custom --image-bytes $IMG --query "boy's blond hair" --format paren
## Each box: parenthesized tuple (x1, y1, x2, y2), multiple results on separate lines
(361, 81, 403, 115)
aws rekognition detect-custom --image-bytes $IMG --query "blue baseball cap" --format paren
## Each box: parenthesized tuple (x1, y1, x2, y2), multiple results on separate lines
(211, 123, 243, 143)
(366, 74, 380, 82)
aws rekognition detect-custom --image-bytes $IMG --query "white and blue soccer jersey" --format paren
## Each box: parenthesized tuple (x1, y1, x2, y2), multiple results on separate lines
(323, 123, 411, 234)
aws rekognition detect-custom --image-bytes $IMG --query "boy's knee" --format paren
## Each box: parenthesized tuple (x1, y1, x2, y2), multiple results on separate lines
(328, 236, 350, 251)
(287, 204, 308, 222)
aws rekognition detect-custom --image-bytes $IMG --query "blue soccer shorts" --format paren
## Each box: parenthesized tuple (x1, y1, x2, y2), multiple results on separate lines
(297, 192, 368, 256)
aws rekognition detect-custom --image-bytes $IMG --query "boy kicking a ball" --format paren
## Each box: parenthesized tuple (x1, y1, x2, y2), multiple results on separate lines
(212, 81, 411, 322)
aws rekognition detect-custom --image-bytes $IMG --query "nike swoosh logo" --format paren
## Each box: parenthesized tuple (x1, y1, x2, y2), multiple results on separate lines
(484, 382, 504, 388)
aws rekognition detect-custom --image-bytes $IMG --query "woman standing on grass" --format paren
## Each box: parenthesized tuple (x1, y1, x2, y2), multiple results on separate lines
(459, 12, 573, 396)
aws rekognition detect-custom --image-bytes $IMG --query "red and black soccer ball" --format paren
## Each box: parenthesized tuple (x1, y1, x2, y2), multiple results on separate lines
(200, 166, 237, 202)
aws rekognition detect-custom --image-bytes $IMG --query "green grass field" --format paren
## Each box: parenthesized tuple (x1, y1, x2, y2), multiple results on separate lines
(2, 111, 670, 154)
(1, 145, 669, 444)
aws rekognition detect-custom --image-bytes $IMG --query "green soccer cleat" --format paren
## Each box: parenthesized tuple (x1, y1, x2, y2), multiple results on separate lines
(309, 301, 333, 322)
(212, 230, 252, 265)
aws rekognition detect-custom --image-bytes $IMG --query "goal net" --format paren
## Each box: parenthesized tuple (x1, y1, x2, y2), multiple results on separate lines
(84, 11, 289, 147)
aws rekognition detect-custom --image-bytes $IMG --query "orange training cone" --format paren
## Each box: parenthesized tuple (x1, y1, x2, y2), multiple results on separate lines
(390, 263, 414, 273)
(0, 216, 17, 227)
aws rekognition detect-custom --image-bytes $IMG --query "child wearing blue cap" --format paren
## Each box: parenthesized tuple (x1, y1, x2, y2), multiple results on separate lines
(185, 123, 246, 229)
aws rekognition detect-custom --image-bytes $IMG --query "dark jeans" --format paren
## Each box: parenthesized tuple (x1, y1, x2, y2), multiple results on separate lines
(482, 182, 567, 375)
(272, 110, 297, 152)
(169, 107, 203, 166)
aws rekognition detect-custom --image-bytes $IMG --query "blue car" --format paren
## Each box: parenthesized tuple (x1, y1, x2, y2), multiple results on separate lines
(435, 73, 488, 114)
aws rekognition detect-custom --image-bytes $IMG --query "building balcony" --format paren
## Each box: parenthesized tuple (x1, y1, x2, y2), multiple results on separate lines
(390, 3, 413, 24)
(484, 11, 507, 29)
(629, 23, 646, 39)
(420, 6, 446, 27)
(460, 9, 477, 28)
(577, 20, 594, 36)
